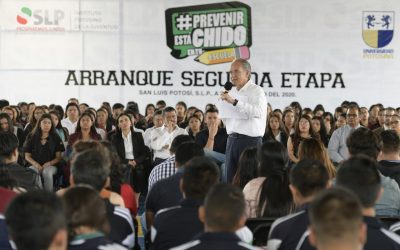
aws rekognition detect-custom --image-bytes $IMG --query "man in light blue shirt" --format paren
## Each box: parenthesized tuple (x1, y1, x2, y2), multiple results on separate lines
(328, 105, 361, 164)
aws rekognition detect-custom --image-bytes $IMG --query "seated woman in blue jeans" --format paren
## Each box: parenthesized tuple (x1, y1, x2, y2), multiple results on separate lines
(24, 113, 65, 191)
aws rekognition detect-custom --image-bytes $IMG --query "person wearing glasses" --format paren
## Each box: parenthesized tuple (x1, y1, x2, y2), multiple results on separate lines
(328, 104, 361, 165)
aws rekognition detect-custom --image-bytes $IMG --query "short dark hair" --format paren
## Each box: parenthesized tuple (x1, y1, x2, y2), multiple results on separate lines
(65, 102, 80, 117)
(381, 130, 400, 154)
(309, 187, 363, 244)
(71, 148, 110, 191)
(5, 190, 66, 250)
(175, 142, 204, 166)
(204, 183, 245, 232)
(63, 185, 109, 239)
(346, 127, 382, 159)
(290, 159, 329, 197)
(176, 101, 187, 110)
(182, 157, 219, 200)
(205, 106, 219, 114)
(346, 104, 360, 113)
(156, 100, 166, 107)
(170, 134, 193, 154)
(0, 99, 10, 110)
(0, 132, 19, 162)
(336, 155, 381, 208)
(162, 106, 176, 116)
(153, 109, 163, 117)
(112, 103, 124, 110)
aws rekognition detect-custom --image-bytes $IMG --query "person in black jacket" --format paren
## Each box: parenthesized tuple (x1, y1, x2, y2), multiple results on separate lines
(378, 130, 400, 187)
(111, 112, 149, 200)
(24, 114, 65, 191)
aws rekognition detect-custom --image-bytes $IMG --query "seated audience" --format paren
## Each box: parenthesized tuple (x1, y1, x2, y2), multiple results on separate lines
(267, 159, 330, 250)
(5, 190, 68, 250)
(263, 113, 288, 146)
(67, 111, 101, 156)
(287, 115, 318, 163)
(378, 130, 400, 186)
(187, 115, 202, 140)
(282, 108, 296, 135)
(143, 110, 163, 147)
(148, 135, 192, 190)
(69, 148, 135, 249)
(311, 116, 329, 147)
(24, 105, 45, 138)
(101, 141, 137, 216)
(151, 157, 219, 249)
(347, 127, 400, 216)
(308, 188, 366, 250)
(232, 147, 258, 189)
(243, 141, 293, 218)
(328, 105, 361, 164)
(336, 156, 400, 249)
(61, 103, 80, 135)
(390, 114, 400, 136)
(150, 107, 187, 166)
(111, 112, 149, 199)
(195, 107, 227, 179)
(63, 186, 127, 249)
(0, 132, 40, 190)
(24, 114, 65, 191)
(49, 110, 69, 149)
(171, 183, 257, 250)
(298, 138, 336, 179)
(0, 113, 25, 149)
(145, 142, 204, 231)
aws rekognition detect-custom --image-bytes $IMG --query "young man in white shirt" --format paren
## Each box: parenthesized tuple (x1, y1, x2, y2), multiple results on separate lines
(150, 107, 187, 166)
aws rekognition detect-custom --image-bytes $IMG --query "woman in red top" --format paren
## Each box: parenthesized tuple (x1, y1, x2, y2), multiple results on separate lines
(67, 111, 101, 156)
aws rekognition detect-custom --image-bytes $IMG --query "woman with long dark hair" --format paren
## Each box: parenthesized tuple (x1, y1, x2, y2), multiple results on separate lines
(282, 108, 296, 135)
(24, 106, 45, 138)
(49, 110, 69, 146)
(24, 113, 65, 191)
(243, 141, 294, 218)
(110, 112, 149, 202)
(67, 112, 101, 156)
(287, 114, 318, 163)
(232, 147, 258, 190)
(0, 113, 25, 148)
(311, 116, 330, 147)
(263, 113, 288, 146)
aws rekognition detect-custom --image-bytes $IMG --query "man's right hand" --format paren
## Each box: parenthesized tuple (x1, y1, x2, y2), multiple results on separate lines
(208, 121, 218, 139)
(166, 121, 176, 133)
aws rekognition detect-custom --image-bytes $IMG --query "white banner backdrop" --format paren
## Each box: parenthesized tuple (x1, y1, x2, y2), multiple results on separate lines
(0, 0, 399, 113)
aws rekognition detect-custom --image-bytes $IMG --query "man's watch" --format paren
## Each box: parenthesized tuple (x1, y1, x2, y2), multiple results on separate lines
(233, 99, 238, 106)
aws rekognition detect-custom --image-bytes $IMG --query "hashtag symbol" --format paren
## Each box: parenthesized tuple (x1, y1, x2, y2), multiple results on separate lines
(176, 14, 192, 31)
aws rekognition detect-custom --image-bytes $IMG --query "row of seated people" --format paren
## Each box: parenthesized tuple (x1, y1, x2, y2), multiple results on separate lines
(2, 134, 400, 249)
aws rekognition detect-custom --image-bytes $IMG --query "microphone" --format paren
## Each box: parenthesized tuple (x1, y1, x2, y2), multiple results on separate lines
(224, 81, 233, 93)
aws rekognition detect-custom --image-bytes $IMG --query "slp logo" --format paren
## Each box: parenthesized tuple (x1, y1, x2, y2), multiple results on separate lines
(16, 6, 65, 26)
(362, 11, 394, 48)
(165, 2, 252, 65)
(16, 7, 32, 25)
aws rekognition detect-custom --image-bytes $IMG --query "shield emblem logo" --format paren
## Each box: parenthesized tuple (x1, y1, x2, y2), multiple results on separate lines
(362, 11, 394, 48)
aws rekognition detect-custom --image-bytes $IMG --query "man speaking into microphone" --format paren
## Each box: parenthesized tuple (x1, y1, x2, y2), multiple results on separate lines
(220, 59, 268, 183)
